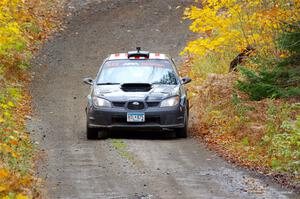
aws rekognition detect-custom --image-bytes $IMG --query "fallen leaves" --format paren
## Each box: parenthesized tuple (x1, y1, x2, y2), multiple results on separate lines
(0, 85, 38, 197)
(0, 0, 65, 197)
(190, 73, 300, 191)
(0, 168, 9, 178)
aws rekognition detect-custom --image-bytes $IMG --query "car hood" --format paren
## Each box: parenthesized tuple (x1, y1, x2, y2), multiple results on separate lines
(93, 84, 180, 101)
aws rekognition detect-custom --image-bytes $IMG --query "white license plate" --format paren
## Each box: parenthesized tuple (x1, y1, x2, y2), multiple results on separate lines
(127, 113, 145, 122)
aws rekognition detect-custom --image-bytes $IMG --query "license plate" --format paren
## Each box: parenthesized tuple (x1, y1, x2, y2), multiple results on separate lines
(127, 113, 145, 122)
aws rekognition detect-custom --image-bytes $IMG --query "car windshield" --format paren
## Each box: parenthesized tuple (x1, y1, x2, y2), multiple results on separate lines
(97, 60, 178, 85)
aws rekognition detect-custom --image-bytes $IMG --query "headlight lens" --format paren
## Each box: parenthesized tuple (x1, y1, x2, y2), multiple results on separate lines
(92, 96, 111, 108)
(160, 96, 180, 107)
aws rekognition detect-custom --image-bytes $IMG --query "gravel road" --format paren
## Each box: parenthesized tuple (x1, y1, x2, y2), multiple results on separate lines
(28, 0, 299, 198)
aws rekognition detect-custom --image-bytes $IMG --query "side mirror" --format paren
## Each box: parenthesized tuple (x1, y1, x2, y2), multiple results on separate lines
(181, 77, 192, 85)
(83, 77, 94, 85)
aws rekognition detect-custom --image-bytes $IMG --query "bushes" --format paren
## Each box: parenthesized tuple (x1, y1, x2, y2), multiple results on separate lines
(190, 74, 300, 185)
(237, 22, 300, 100)
(237, 66, 300, 100)
(263, 102, 300, 175)
(269, 115, 300, 174)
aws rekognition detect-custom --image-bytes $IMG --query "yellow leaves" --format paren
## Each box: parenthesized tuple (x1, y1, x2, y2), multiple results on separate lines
(0, 168, 10, 193)
(0, 0, 62, 68)
(0, 185, 9, 192)
(16, 194, 29, 199)
(0, 0, 25, 54)
(0, 194, 29, 199)
(0, 102, 36, 197)
(7, 101, 15, 107)
(182, 0, 300, 61)
(2, 194, 29, 199)
(0, 0, 61, 197)
(279, 53, 288, 58)
(0, 143, 13, 155)
(252, 34, 260, 41)
(1, 104, 9, 109)
(0, 168, 9, 179)
(0, 166, 34, 197)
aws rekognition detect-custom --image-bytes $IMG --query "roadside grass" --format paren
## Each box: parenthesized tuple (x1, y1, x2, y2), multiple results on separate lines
(187, 72, 300, 189)
(0, 0, 64, 197)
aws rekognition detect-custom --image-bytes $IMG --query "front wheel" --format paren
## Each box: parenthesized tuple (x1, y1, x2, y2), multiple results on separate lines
(176, 109, 188, 138)
(87, 126, 99, 140)
(98, 130, 109, 139)
(175, 125, 187, 138)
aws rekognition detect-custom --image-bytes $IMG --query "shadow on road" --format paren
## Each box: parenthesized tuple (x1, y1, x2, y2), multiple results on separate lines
(108, 130, 178, 140)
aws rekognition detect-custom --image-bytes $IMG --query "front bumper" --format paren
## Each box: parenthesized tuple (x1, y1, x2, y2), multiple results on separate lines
(86, 105, 185, 130)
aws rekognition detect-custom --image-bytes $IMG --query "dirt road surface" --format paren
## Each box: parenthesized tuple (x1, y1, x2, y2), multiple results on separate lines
(28, 0, 299, 198)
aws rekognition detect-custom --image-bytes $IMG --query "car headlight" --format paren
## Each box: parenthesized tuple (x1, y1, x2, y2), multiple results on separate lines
(160, 96, 180, 107)
(92, 96, 111, 108)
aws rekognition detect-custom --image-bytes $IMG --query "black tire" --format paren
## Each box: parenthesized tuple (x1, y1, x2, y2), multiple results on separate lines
(176, 109, 188, 138)
(175, 125, 187, 138)
(98, 130, 109, 140)
(87, 126, 98, 140)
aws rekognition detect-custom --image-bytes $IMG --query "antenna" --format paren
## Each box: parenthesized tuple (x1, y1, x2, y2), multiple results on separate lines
(136, 47, 141, 52)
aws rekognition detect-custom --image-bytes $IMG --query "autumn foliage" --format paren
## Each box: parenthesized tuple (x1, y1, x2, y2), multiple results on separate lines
(190, 74, 300, 184)
(0, 0, 63, 70)
(182, 0, 300, 77)
(183, 0, 300, 188)
(1, 0, 63, 197)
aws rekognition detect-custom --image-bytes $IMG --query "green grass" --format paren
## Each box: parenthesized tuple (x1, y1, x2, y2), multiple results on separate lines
(110, 139, 135, 162)
(110, 139, 128, 150)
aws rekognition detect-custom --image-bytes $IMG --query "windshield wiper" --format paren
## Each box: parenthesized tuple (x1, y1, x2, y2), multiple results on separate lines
(97, 82, 120, 85)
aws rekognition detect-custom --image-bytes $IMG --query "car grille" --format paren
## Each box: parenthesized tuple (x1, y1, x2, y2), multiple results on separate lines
(127, 101, 145, 110)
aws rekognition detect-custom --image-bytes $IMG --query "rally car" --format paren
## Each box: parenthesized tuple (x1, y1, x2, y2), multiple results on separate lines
(83, 48, 191, 139)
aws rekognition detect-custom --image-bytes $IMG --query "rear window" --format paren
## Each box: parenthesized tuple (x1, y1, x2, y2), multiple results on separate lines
(97, 60, 178, 85)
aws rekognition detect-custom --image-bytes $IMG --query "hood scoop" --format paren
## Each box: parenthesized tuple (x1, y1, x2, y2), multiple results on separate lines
(121, 83, 152, 92)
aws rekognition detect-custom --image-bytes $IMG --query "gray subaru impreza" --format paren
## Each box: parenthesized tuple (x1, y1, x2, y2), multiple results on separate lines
(83, 48, 191, 139)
